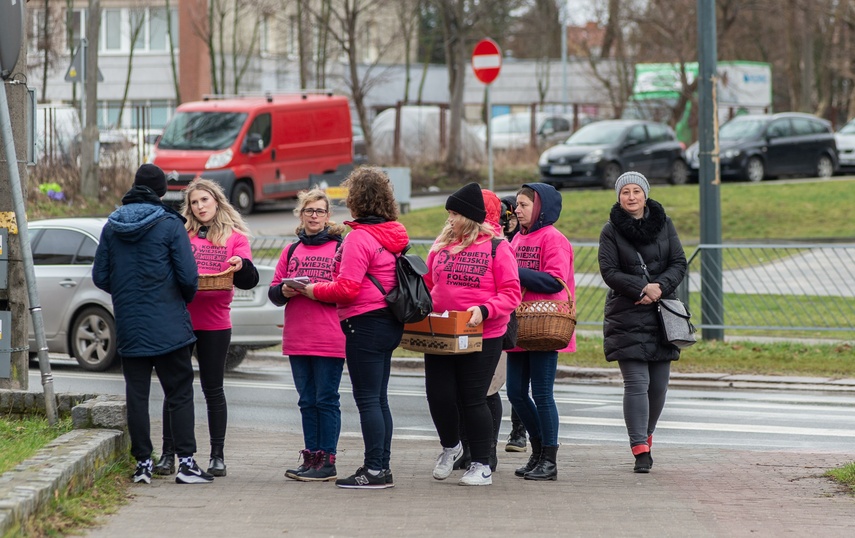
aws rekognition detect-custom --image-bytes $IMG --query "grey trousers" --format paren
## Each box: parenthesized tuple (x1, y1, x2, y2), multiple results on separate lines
(618, 360, 671, 448)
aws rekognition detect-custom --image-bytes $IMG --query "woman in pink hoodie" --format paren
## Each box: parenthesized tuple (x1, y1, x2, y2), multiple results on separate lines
(423, 183, 521, 486)
(303, 167, 408, 490)
(506, 182, 575, 482)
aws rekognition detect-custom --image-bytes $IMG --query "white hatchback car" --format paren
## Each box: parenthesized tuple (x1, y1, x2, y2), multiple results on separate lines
(27, 218, 282, 371)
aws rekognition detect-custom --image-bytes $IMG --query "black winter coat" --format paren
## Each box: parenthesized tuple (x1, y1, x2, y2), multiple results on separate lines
(598, 199, 687, 362)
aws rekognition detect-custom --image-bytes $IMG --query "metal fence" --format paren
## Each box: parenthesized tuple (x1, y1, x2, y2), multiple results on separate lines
(252, 236, 855, 340)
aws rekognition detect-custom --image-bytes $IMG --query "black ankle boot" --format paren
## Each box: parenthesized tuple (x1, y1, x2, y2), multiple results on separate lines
(634, 451, 652, 473)
(297, 451, 337, 482)
(506, 420, 527, 453)
(525, 445, 558, 481)
(153, 446, 175, 476)
(285, 450, 317, 479)
(207, 445, 227, 477)
(515, 438, 542, 477)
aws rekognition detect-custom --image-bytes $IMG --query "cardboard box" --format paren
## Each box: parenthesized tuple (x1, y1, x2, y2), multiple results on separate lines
(401, 311, 483, 355)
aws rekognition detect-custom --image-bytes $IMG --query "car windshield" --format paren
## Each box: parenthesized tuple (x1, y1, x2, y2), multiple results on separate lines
(838, 121, 855, 135)
(157, 112, 248, 150)
(491, 114, 532, 134)
(564, 122, 627, 145)
(719, 119, 766, 141)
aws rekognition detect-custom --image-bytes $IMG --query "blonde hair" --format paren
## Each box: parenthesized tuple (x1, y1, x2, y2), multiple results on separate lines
(431, 215, 497, 255)
(293, 188, 339, 235)
(181, 178, 252, 246)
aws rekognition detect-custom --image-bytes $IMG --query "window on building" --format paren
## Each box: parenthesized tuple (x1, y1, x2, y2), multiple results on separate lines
(103, 9, 123, 51)
(130, 10, 146, 51)
(150, 8, 168, 51)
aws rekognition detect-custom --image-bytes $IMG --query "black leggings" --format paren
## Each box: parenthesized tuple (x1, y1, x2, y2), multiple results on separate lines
(162, 329, 231, 452)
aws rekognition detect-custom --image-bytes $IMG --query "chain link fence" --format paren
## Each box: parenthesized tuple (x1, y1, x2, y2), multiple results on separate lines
(252, 236, 855, 340)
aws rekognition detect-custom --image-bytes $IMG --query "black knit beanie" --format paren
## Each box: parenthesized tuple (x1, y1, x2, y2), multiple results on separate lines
(134, 163, 167, 197)
(445, 182, 487, 223)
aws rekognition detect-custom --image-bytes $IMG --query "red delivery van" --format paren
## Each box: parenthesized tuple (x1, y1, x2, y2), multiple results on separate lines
(151, 92, 353, 213)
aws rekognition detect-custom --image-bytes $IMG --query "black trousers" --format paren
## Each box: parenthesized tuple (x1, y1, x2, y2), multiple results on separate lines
(122, 344, 197, 461)
(425, 338, 503, 465)
(161, 329, 231, 452)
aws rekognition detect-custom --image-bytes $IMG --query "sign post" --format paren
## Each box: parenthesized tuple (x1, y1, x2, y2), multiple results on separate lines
(471, 38, 502, 191)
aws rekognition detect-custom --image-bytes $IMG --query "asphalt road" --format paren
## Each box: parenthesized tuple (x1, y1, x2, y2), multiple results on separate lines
(34, 356, 855, 454)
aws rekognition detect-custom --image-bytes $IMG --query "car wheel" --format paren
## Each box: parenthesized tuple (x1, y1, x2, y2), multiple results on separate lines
(71, 306, 117, 372)
(230, 182, 254, 215)
(225, 345, 248, 371)
(816, 154, 834, 178)
(668, 160, 689, 185)
(602, 162, 622, 190)
(744, 157, 765, 182)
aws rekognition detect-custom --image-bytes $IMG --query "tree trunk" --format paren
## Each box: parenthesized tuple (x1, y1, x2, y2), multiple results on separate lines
(165, 0, 181, 104)
(80, 0, 100, 200)
(117, 18, 144, 127)
(40, 0, 51, 103)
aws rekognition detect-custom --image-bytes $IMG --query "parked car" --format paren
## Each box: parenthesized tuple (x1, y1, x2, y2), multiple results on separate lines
(538, 119, 688, 189)
(834, 118, 855, 171)
(475, 112, 577, 151)
(27, 218, 282, 372)
(686, 112, 838, 182)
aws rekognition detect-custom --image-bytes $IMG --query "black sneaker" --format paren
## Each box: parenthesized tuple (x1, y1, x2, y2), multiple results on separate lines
(335, 467, 388, 489)
(384, 469, 394, 488)
(132, 461, 152, 484)
(176, 460, 215, 484)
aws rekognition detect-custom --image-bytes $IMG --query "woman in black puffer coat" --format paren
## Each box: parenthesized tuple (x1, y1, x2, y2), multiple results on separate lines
(598, 171, 687, 474)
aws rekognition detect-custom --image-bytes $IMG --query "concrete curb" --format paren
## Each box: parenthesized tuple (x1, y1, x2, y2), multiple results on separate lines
(0, 392, 128, 536)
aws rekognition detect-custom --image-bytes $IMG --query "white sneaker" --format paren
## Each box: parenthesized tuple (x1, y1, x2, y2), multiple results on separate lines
(432, 442, 463, 480)
(459, 462, 492, 486)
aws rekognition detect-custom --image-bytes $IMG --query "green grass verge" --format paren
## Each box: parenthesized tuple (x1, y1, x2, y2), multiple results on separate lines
(0, 415, 72, 475)
(0, 416, 132, 537)
(395, 334, 855, 377)
(399, 179, 855, 242)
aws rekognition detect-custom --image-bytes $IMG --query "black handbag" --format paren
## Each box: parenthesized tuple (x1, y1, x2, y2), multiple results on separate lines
(635, 252, 697, 349)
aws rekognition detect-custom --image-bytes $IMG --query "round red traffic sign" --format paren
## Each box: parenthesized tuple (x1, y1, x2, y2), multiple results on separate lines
(471, 38, 502, 85)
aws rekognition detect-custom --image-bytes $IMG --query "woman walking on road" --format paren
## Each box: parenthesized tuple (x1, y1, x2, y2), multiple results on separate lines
(598, 171, 687, 473)
(506, 183, 575, 481)
(154, 179, 259, 478)
(302, 167, 408, 489)
(269, 189, 346, 482)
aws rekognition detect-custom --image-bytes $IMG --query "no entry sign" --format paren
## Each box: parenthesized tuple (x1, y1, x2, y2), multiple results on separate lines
(471, 38, 502, 85)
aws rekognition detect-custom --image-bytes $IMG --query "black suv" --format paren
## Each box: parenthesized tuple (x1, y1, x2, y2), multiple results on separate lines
(537, 119, 688, 189)
(687, 112, 838, 182)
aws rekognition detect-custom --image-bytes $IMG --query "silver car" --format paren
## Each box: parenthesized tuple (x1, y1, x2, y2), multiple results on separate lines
(27, 218, 282, 371)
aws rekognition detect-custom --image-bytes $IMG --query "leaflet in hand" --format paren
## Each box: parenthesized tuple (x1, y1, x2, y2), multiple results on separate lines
(282, 276, 311, 289)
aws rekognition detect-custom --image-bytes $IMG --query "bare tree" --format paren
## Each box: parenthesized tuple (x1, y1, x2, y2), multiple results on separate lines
(27, 1, 65, 103)
(395, 0, 421, 102)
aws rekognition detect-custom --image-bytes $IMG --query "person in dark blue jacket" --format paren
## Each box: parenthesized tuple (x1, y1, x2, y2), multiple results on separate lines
(93, 164, 213, 485)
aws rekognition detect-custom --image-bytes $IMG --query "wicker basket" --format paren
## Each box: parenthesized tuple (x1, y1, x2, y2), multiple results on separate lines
(198, 266, 235, 291)
(515, 278, 576, 351)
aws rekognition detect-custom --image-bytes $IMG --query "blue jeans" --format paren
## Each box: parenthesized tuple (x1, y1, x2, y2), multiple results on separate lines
(341, 312, 403, 471)
(290, 355, 345, 454)
(506, 350, 559, 447)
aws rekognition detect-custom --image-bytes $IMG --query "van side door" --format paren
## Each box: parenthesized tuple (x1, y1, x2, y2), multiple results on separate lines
(242, 113, 276, 198)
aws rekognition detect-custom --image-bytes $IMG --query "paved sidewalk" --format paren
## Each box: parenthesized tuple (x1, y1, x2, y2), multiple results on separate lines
(84, 425, 854, 537)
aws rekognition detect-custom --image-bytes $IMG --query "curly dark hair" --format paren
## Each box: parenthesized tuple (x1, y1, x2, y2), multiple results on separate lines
(343, 166, 399, 221)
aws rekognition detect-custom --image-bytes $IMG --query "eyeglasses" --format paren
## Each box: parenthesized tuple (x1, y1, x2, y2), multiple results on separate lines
(301, 208, 329, 216)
